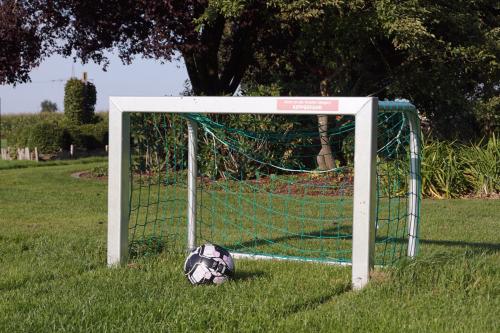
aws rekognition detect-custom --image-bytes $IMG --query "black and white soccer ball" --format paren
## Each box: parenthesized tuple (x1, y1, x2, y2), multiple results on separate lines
(184, 244, 235, 285)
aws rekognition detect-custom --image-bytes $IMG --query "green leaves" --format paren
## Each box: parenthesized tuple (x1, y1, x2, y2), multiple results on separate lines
(462, 135, 500, 196)
(375, 0, 437, 51)
(63, 78, 97, 125)
(1, 112, 108, 154)
(194, 0, 246, 31)
(421, 136, 500, 198)
(40, 100, 58, 113)
(422, 140, 468, 199)
(244, 0, 498, 139)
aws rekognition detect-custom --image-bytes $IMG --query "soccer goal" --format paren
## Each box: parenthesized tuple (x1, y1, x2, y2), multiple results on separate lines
(107, 96, 421, 290)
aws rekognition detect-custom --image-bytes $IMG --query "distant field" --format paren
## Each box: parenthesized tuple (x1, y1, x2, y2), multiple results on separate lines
(0, 160, 498, 332)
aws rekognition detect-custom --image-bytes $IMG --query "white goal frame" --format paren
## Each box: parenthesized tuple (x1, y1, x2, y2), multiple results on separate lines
(107, 96, 419, 290)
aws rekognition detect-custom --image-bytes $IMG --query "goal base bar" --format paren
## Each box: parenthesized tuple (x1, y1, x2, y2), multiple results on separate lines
(230, 252, 352, 266)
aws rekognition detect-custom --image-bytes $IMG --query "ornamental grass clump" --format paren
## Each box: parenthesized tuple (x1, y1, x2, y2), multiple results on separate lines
(421, 140, 469, 198)
(461, 134, 499, 196)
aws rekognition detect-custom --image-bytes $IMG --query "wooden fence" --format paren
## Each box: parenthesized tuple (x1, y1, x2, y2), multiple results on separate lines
(0, 145, 108, 161)
(1, 147, 39, 161)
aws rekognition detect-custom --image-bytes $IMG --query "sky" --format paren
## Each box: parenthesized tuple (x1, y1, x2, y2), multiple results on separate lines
(0, 53, 188, 114)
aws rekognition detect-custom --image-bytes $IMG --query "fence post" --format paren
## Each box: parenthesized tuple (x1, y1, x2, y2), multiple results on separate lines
(70, 145, 75, 158)
(34, 147, 39, 162)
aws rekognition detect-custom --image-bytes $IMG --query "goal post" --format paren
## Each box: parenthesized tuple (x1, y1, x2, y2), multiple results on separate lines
(107, 96, 421, 290)
(351, 99, 377, 289)
(378, 100, 421, 259)
(107, 102, 130, 266)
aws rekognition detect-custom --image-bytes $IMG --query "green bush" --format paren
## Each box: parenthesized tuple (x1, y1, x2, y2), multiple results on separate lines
(461, 135, 500, 196)
(130, 113, 315, 179)
(6, 119, 64, 154)
(85, 122, 108, 147)
(60, 124, 82, 150)
(60, 121, 108, 150)
(473, 96, 499, 137)
(421, 137, 500, 198)
(1, 113, 64, 141)
(421, 140, 470, 198)
(64, 78, 97, 125)
(2, 112, 108, 154)
(75, 122, 108, 150)
(89, 165, 108, 177)
(27, 121, 65, 153)
(2, 113, 64, 152)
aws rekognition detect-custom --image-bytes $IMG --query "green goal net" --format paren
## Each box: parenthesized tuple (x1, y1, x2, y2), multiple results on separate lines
(127, 101, 421, 266)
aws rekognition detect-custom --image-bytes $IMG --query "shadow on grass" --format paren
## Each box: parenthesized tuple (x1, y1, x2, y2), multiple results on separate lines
(419, 238, 500, 252)
(227, 227, 499, 255)
(381, 237, 500, 254)
(282, 282, 351, 316)
(226, 225, 353, 252)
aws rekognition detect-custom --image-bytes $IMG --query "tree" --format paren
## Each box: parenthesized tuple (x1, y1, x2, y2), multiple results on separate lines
(244, 2, 403, 167)
(40, 100, 58, 113)
(0, 0, 303, 97)
(0, 0, 42, 84)
(1, 0, 497, 139)
(243, 0, 500, 140)
(64, 78, 97, 125)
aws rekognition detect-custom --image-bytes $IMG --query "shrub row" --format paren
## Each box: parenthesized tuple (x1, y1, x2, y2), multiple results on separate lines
(3, 112, 497, 198)
(1, 112, 108, 154)
(421, 135, 499, 198)
(129, 114, 498, 198)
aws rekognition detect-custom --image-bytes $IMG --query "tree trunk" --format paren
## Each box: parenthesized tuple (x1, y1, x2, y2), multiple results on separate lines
(316, 115, 336, 170)
(316, 80, 336, 170)
(182, 13, 254, 97)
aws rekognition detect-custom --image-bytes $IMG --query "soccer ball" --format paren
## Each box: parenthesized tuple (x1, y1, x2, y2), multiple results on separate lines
(184, 244, 235, 285)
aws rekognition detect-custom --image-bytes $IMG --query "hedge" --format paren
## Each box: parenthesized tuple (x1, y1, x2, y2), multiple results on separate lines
(1, 112, 108, 154)
(64, 78, 97, 125)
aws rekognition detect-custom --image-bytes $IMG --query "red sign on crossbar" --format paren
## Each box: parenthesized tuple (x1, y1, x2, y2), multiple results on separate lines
(277, 99, 339, 112)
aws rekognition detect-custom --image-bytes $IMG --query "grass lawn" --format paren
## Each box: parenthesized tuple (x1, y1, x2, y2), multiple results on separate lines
(0, 160, 499, 332)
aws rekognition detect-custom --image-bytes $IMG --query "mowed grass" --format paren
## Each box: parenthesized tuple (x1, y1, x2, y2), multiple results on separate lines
(0, 160, 499, 332)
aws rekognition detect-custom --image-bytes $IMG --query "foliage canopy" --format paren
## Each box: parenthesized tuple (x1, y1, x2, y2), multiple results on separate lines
(243, 0, 499, 138)
(0, 0, 498, 137)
